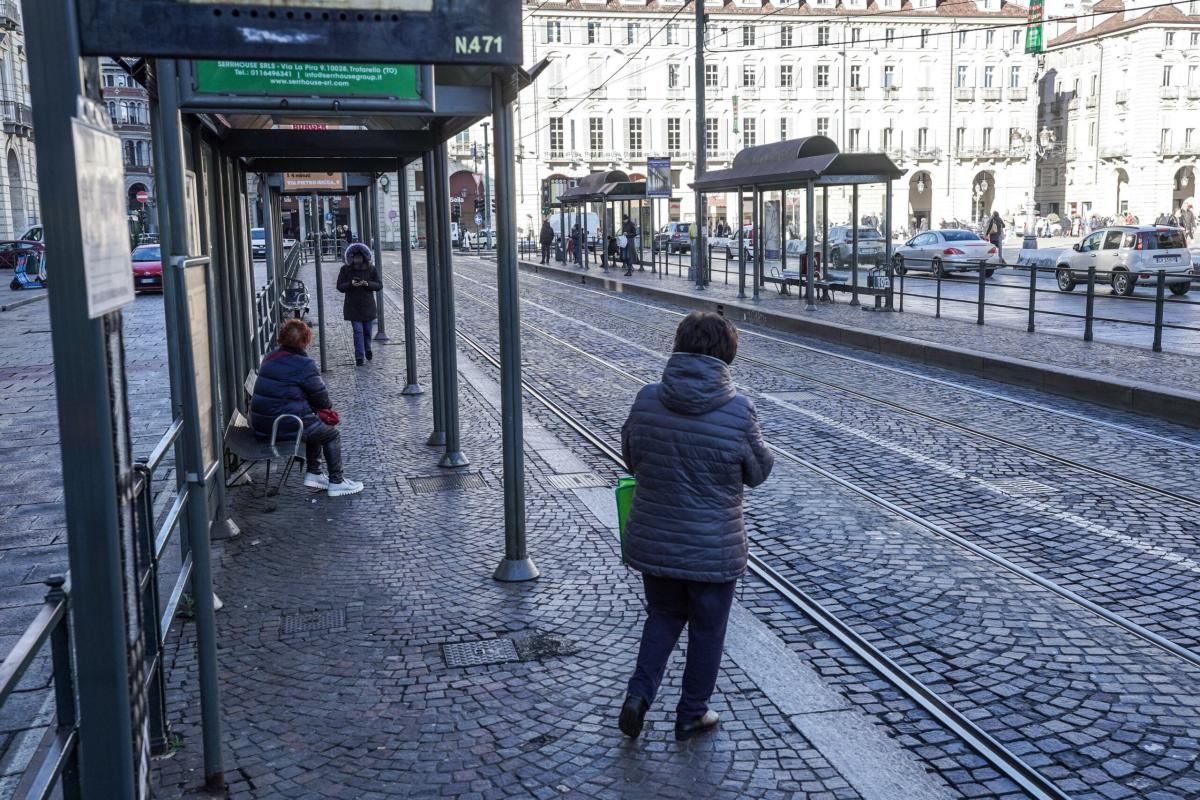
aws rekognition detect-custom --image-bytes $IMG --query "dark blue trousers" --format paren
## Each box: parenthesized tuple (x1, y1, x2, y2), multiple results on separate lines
(626, 574, 737, 722)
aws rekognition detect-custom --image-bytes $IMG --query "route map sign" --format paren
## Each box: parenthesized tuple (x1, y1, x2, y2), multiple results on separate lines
(196, 61, 420, 99)
(1025, 0, 1045, 54)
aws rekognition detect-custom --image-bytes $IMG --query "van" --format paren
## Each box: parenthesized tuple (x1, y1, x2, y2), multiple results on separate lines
(547, 212, 600, 243)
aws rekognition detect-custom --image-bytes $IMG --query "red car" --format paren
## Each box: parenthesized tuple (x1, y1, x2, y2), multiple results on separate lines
(131, 244, 163, 292)
(0, 239, 44, 269)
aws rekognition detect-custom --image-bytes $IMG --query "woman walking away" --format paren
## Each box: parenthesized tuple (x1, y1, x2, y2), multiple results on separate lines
(251, 319, 365, 497)
(336, 242, 382, 365)
(985, 211, 1006, 265)
(618, 311, 774, 742)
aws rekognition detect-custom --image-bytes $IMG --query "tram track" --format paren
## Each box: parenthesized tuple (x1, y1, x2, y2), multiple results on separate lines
(380, 276, 1073, 800)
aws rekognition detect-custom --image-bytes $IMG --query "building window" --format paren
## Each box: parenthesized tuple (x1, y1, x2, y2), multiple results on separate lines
(588, 21, 601, 44)
(1192, 32, 1200, 46)
(1161, 128, 1172, 150)
(743, 117, 756, 147)
(590, 117, 604, 154)
(1186, 128, 1195, 147)
(1088, 121, 1096, 146)
(549, 117, 564, 155)
(956, 127, 967, 150)
(920, 29, 930, 48)
(627, 118, 643, 157)
(780, 25, 793, 47)
(917, 127, 929, 150)
(1163, 65, 1173, 86)
(982, 127, 992, 150)
(668, 64, 680, 89)
(780, 118, 789, 141)
(957, 65, 968, 87)
(1191, 64, 1199, 85)
(665, 23, 678, 45)
(668, 118, 681, 154)
(705, 63, 719, 87)
(780, 64, 794, 88)
(1010, 66, 1021, 88)
(742, 63, 757, 87)
(850, 64, 862, 88)
(742, 25, 756, 47)
(706, 117, 719, 153)
(1090, 74, 1098, 95)
(985, 30, 994, 47)
(958, 30, 967, 47)
(983, 66, 995, 89)
(545, 21, 561, 44)
(884, 28, 895, 47)
(883, 64, 895, 89)
(817, 26, 830, 46)
(848, 128, 860, 151)
(817, 117, 830, 137)
(1165, 31, 1175, 46)
(817, 64, 830, 88)
(881, 127, 893, 150)
(104, 73, 114, 87)
(626, 22, 640, 45)
(851, 27, 862, 46)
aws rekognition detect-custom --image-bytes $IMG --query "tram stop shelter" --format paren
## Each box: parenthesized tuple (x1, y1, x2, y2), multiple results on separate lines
(6, 2, 544, 797)
(691, 136, 904, 308)
(555, 170, 674, 269)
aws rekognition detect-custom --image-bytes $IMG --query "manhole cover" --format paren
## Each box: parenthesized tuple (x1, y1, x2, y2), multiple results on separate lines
(547, 473, 607, 490)
(280, 608, 345, 636)
(443, 638, 520, 668)
(407, 472, 488, 494)
(989, 478, 1054, 498)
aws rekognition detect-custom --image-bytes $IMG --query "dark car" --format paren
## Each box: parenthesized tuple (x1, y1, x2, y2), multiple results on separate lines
(653, 222, 693, 254)
(0, 239, 44, 269)
(131, 244, 163, 293)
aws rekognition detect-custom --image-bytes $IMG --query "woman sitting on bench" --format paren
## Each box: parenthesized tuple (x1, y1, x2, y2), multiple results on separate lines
(250, 319, 364, 497)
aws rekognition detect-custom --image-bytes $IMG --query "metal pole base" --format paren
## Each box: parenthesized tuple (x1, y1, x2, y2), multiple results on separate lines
(1022, 234, 1038, 250)
(426, 431, 447, 447)
(401, 383, 425, 396)
(493, 557, 540, 582)
(373, 331, 391, 342)
(438, 451, 470, 469)
(210, 517, 240, 541)
(849, 299, 861, 307)
(804, 303, 817, 312)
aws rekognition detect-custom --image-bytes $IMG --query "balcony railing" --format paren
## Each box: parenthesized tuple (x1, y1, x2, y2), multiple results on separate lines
(2, 0, 20, 30)
(1086, 95, 1098, 108)
(1008, 87, 1028, 101)
(739, 86, 760, 99)
(1067, 97, 1080, 109)
(848, 86, 865, 98)
(1161, 143, 1200, 156)
(627, 87, 646, 99)
(1115, 90, 1128, 104)
(955, 88, 975, 101)
(667, 87, 686, 99)
(548, 150, 566, 161)
(1, 100, 32, 136)
(589, 86, 606, 99)
(918, 86, 935, 100)
(911, 146, 942, 160)
(587, 150, 611, 161)
(1188, 86, 1200, 100)
(982, 88, 1002, 101)
(779, 86, 797, 99)
(1161, 86, 1180, 100)
(547, 85, 566, 99)
(1100, 146, 1128, 158)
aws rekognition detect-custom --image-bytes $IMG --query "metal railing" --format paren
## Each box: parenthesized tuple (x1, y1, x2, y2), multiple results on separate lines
(0, 417, 189, 798)
(254, 243, 302, 359)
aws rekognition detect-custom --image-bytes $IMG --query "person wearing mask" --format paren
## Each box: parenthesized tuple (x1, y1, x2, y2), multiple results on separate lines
(617, 311, 774, 743)
(539, 217, 554, 265)
(250, 319, 364, 497)
(336, 242, 382, 366)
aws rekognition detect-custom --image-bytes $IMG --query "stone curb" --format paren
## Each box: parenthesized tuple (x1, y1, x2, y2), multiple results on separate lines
(517, 258, 1200, 428)
(0, 292, 47, 313)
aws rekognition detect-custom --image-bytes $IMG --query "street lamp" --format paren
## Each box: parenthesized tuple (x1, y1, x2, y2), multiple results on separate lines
(1019, 125, 1057, 249)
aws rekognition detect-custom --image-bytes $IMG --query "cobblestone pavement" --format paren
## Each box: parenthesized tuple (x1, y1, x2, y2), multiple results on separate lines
(540, 251, 1200, 394)
(151, 257, 957, 800)
(436, 254, 1200, 800)
(0, 290, 175, 794)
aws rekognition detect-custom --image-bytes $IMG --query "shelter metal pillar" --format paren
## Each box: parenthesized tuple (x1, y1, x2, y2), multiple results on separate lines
(737, 187, 746, 299)
(423, 150, 447, 448)
(397, 170, 423, 396)
(884, 178, 895, 310)
(311, 193, 329, 374)
(371, 177, 389, 342)
(751, 189, 760, 301)
(492, 73, 539, 582)
(851, 184, 861, 307)
(780, 190, 788, 275)
(805, 179, 816, 311)
(435, 141, 468, 468)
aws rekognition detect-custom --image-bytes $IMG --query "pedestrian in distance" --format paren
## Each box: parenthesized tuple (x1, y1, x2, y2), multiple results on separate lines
(985, 211, 1005, 265)
(539, 217, 554, 264)
(617, 311, 774, 743)
(336, 242, 382, 366)
(571, 222, 585, 268)
(622, 214, 637, 275)
(250, 319, 364, 497)
(1183, 204, 1196, 238)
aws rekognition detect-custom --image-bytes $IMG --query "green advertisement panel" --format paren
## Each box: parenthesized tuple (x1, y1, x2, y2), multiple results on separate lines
(1025, 0, 1044, 54)
(195, 60, 420, 98)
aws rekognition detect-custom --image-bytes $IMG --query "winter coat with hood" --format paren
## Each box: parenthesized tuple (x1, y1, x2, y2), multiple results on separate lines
(620, 352, 774, 583)
(336, 243, 382, 322)
(249, 346, 330, 440)
(540, 220, 554, 244)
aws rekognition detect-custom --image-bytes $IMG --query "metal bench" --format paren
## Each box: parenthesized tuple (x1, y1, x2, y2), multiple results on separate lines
(764, 268, 846, 302)
(226, 369, 304, 511)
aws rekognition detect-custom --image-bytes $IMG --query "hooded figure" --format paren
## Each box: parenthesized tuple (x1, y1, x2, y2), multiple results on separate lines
(336, 242, 382, 365)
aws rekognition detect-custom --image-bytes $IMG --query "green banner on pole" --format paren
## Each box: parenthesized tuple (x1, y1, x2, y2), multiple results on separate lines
(194, 60, 421, 98)
(1025, 0, 1044, 54)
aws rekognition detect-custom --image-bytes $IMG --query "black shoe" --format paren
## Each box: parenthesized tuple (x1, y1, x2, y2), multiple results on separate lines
(623, 270, 633, 277)
(356, 358, 364, 366)
(365, 350, 373, 361)
(619, 695, 649, 739)
(674, 710, 719, 741)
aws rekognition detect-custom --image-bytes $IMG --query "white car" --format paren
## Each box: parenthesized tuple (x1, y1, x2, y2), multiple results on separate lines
(892, 229, 1000, 278)
(1056, 226, 1194, 296)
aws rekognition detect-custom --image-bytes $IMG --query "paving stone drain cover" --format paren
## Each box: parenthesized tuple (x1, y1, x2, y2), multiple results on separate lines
(280, 608, 345, 636)
(407, 471, 488, 494)
(443, 638, 520, 668)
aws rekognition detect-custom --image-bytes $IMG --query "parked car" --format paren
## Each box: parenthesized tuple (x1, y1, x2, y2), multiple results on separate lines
(710, 225, 756, 260)
(0, 239, 44, 269)
(131, 244, 163, 293)
(893, 229, 999, 278)
(653, 222, 692, 254)
(20, 225, 43, 243)
(826, 226, 886, 267)
(250, 227, 267, 259)
(1056, 226, 1194, 296)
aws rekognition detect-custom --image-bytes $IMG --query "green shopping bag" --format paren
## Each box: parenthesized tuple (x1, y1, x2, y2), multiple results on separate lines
(614, 476, 636, 563)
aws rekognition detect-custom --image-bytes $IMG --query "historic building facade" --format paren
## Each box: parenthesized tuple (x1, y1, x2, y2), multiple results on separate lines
(101, 58, 156, 235)
(0, 3, 39, 240)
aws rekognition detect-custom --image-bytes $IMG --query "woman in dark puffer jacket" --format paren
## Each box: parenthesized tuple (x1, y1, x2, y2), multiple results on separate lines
(618, 311, 773, 742)
(250, 319, 364, 497)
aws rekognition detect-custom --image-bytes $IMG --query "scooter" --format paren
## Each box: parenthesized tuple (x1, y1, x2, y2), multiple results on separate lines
(9, 252, 46, 291)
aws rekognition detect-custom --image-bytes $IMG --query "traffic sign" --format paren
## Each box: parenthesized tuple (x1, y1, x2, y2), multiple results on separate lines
(326, 212, 335, 221)
(475, 213, 483, 226)
(136, 190, 149, 203)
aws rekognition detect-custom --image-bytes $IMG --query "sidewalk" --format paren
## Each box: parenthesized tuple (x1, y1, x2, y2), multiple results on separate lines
(520, 255, 1200, 426)
(152, 261, 952, 799)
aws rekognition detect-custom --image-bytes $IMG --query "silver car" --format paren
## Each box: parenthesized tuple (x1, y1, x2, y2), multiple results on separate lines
(893, 229, 999, 278)
(1056, 226, 1194, 296)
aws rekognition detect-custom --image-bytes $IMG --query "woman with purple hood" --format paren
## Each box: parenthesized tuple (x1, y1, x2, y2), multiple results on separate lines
(336, 242, 383, 365)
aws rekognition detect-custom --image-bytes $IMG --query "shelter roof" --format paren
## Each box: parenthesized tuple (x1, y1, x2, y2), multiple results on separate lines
(690, 136, 903, 192)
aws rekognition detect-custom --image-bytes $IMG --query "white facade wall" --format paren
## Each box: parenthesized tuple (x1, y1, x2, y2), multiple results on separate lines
(0, 8, 39, 240)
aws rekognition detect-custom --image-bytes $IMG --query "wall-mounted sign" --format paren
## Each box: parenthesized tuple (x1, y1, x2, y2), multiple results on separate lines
(646, 157, 672, 198)
(1025, 0, 1044, 54)
(72, 115, 136, 318)
(196, 61, 420, 99)
(284, 173, 346, 192)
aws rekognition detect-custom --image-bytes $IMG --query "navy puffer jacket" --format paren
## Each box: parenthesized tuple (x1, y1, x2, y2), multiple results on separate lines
(620, 353, 773, 583)
(249, 346, 331, 440)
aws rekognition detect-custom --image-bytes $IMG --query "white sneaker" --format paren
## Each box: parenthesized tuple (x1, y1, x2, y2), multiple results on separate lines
(327, 478, 364, 497)
(303, 473, 329, 490)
